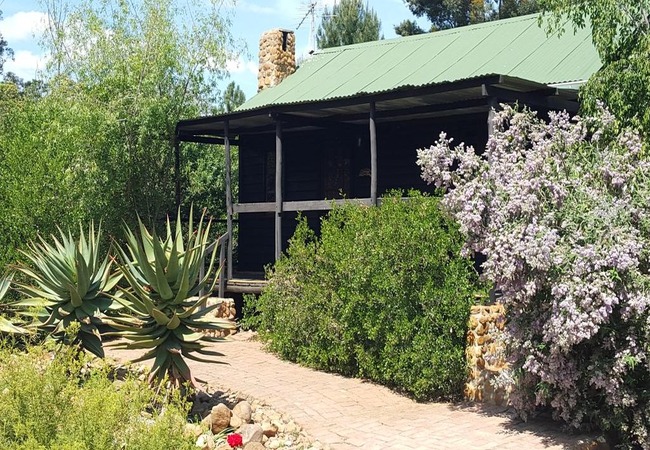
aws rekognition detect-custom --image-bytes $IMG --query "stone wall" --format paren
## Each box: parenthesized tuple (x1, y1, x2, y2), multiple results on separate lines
(258, 29, 295, 92)
(464, 304, 510, 406)
(202, 297, 237, 338)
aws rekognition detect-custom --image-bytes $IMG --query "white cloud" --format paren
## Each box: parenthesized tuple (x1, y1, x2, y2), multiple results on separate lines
(229, 0, 339, 29)
(238, 0, 276, 14)
(3, 50, 50, 80)
(0, 11, 49, 42)
(226, 55, 258, 75)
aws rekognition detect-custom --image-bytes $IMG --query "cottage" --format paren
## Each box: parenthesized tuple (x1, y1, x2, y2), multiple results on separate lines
(175, 14, 601, 294)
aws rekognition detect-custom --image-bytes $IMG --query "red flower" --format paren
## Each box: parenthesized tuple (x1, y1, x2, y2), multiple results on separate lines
(227, 433, 243, 448)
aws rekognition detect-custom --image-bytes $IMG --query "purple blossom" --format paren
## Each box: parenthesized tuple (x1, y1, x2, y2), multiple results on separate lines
(417, 104, 650, 448)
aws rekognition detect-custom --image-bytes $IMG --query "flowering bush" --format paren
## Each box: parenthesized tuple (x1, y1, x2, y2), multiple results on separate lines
(417, 104, 650, 448)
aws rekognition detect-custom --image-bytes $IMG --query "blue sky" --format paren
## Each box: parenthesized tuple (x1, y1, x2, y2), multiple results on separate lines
(0, 0, 428, 100)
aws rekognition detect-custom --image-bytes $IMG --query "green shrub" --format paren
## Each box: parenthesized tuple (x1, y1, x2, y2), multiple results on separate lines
(0, 343, 195, 450)
(244, 191, 484, 400)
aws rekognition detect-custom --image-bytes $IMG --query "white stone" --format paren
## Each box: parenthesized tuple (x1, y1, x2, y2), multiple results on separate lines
(238, 423, 264, 445)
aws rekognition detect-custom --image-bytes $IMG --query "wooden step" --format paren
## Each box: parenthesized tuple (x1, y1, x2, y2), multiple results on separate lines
(226, 278, 268, 294)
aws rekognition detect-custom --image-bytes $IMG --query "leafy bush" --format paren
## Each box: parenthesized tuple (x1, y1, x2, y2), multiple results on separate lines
(417, 105, 650, 448)
(245, 191, 483, 400)
(0, 343, 195, 450)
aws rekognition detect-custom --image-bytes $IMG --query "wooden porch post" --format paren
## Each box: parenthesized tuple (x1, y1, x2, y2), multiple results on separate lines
(369, 100, 378, 206)
(487, 97, 498, 138)
(487, 96, 499, 304)
(275, 121, 283, 261)
(174, 137, 181, 210)
(224, 120, 234, 281)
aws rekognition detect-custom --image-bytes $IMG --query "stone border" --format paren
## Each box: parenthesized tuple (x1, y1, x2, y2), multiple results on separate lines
(464, 304, 510, 406)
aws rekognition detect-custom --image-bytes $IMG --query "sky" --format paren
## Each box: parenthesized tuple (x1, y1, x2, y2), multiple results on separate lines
(0, 0, 428, 100)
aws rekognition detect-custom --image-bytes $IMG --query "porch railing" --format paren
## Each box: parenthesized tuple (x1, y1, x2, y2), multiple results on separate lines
(199, 231, 230, 298)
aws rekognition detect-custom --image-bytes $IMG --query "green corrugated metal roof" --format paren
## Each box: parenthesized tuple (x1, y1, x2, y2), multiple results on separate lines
(239, 14, 600, 112)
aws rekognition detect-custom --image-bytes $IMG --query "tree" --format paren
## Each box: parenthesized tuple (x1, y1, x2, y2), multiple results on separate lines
(0, 0, 239, 269)
(316, 0, 382, 49)
(0, 10, 14, 75)
(540, 0, 650, 136)
(394, 19, 428, 36)
(221, 81, 246, 113)
(394, 0, 539, 35)
(540, 0, 648, 63)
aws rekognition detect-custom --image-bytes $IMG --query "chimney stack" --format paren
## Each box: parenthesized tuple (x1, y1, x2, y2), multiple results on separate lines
(258, 29, 296, 92)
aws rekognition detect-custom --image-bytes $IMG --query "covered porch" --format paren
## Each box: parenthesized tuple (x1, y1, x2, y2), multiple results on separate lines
(174, 75, 580, 294)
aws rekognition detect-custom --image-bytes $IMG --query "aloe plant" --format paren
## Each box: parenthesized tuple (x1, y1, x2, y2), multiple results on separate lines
(0, 274, 28, 335)
(12, 223, 121, 356)
(108, 207, 233, 387)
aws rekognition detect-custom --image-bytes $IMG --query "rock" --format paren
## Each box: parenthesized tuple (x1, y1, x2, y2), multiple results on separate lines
(232, 400, 253, 423)
(196, 434, 215, 450)
(201, 414, 212, 427)
(238, 424, 264, 445)
(262, 421, 278, 437)
(210, 403, 232, 434)
(215, 445, 232, 450)
(267, 438, 281, 449)
(230, 414, 243, 428)
(196, 391, 211, 403)
(184, 423, 203, 439)
(284, 420, 298, 434)
(244, 443, 265, 450)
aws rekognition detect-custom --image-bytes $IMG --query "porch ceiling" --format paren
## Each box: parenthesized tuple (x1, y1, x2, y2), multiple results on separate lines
(176, 75, 579, 140)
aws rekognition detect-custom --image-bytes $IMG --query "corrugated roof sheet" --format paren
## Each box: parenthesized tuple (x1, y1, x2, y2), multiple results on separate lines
(239, 14, 600, 112)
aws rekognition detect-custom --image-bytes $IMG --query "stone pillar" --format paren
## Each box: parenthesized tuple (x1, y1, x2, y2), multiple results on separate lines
(258, 29, 296, 92)
(465, 304, 511, 406)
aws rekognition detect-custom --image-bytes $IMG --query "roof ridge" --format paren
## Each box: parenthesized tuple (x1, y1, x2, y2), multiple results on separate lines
(314, 13, 541, 55)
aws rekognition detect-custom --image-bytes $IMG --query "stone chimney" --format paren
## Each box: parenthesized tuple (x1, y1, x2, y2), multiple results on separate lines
(258, 29, 296, 92)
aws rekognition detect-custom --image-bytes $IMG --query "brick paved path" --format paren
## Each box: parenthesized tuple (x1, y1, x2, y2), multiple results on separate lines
(108, 332, 592, 450)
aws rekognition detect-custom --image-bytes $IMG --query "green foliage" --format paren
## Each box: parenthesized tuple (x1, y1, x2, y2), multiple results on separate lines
(539, 0, 648, 63)
(580, 56, 650, 139)
(181, 143, 239, 226)
(0, 10, 12, 75)
(11, 224, 121, 356)
(0, 344, 195, 450)
(0, 79, 109, 270)
(219, 81, 246, 114)
(245, 191, 483, 400)
(316, 0, 382, 49)
(394, 19, 429, 36)
(395, 0, 539, 35)
(108, 207, 233, 387)
(0, 0, 239, 270)
(539, 0, 650, 138)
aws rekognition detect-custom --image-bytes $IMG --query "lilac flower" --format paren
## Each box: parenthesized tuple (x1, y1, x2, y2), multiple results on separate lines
(417, 104, 650, 448)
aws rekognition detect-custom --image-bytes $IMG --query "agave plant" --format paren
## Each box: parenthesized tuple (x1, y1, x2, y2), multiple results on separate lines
(107, 207, 233, 387)
(0, 274, 28, 335)
(12, 223, 121, 356)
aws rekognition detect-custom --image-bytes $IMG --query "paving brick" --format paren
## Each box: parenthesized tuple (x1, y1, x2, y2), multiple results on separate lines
(108, 333, 594, 450)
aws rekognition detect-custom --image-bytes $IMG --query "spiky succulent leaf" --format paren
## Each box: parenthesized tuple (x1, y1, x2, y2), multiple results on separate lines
(11, 222, 121, 357)
(113, 206, 234, 386)
(0, 274, 29, 335)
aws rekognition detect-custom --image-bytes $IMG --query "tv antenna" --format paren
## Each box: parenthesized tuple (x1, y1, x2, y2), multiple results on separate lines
(297, 1, 337, 54)
(297, 1, 318, 54)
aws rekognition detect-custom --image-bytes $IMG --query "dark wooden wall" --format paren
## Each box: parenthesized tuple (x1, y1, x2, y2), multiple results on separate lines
(236, 112, 488, 273)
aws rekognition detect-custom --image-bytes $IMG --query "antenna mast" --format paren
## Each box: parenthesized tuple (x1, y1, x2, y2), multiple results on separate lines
(297, 1, 318, 54)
